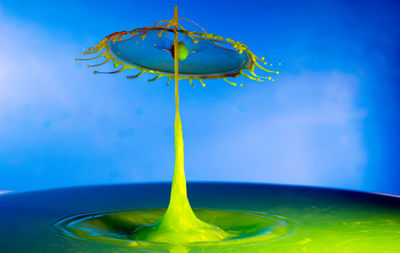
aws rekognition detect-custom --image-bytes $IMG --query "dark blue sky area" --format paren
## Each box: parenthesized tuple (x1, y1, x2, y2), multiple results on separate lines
(0, 0, 400, 194)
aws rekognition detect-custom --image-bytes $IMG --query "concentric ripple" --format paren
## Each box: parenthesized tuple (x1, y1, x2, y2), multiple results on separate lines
(53, 208, 302, 249)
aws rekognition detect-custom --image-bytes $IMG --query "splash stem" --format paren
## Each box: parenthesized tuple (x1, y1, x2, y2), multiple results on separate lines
(133, 7, 228, 243)
(160, 5, 198, 229)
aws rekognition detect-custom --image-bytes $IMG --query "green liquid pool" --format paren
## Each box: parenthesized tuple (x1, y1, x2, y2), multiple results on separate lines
(1, 183, 399, 252)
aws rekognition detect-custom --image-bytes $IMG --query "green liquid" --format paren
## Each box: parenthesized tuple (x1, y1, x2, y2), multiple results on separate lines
(1, 183, 400, 252)
(138, 6, 232, 244)
(131, 100, 228, 244)
(54, 208, 300, 250)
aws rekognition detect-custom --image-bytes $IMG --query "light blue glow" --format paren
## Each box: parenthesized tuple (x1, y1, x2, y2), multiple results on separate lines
(0, 0, 399, 195)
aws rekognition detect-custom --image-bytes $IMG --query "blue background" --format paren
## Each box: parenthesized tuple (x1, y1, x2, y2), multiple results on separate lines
(0, 0, 399, 195)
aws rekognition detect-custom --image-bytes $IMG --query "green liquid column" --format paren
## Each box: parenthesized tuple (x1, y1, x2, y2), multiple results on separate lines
(133, 6, 227, 244)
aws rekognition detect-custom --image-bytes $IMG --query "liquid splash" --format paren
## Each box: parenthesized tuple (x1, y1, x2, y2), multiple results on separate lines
(72, 6, 281, 248)
(76, 7, 280, 86)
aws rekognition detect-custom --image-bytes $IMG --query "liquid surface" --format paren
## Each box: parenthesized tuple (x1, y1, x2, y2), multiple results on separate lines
(1, 183, 400, 252)
(53, 208, 300, 249)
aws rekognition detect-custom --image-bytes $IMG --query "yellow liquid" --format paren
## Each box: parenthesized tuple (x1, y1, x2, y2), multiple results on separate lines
(132, 6, 230, 244)
(53, 208, 300, 252)
(133, 113, 228, 244)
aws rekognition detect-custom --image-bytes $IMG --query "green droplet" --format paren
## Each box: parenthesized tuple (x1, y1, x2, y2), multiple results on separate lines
(177, 42, 189, 61)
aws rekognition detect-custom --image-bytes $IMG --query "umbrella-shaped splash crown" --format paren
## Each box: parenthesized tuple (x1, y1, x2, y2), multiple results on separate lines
(77, 10, 279, 86)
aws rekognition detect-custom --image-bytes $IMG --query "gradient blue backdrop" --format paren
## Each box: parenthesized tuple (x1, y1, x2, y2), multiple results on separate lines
(1, 0, 399, 195)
